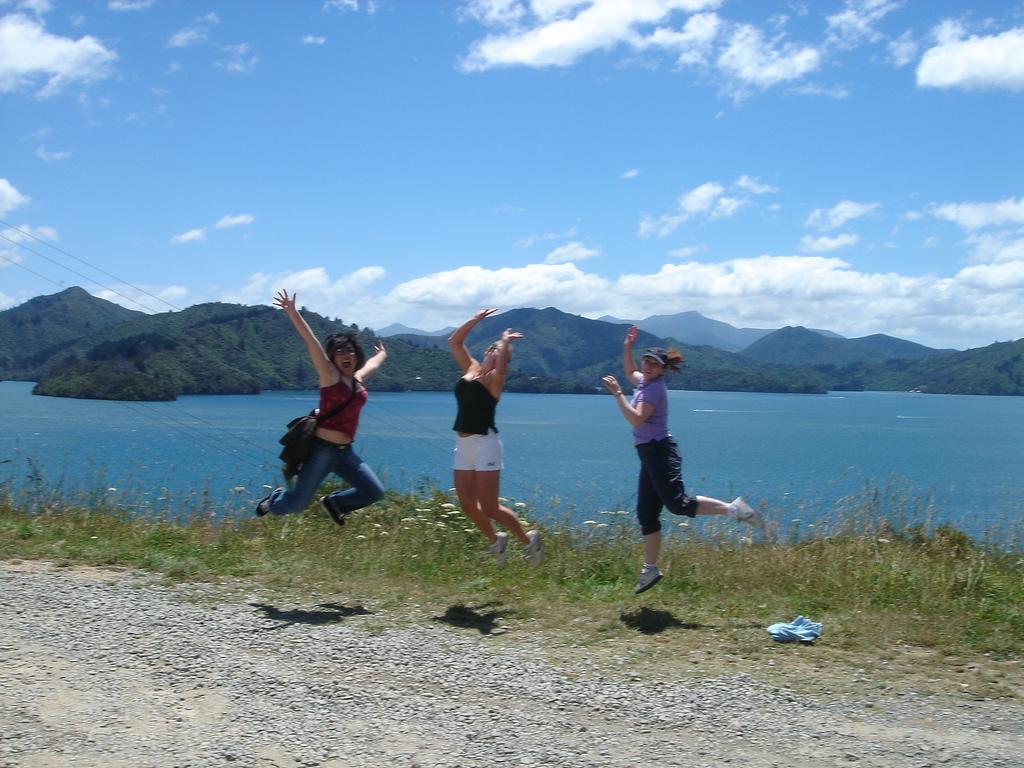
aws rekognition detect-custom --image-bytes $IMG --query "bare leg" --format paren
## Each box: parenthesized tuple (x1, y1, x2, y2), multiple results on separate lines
(454, 469, 497, 542)
(643, 530, 661, 565)
(474, 470, 530, 545)
(694, 495, 730, 516)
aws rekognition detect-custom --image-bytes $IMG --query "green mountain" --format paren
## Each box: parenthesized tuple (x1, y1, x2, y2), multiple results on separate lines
(25, 299, 465, 400)
(0, 287, 143, 377)
(4, 289, 1021, 399)
(853, 338, 1024, 395)
(404, 307, 830, 394)
(741, 325, 949, 367)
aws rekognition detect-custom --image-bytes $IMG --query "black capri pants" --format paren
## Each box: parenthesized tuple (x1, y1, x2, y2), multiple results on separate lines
(635, 437, 699, 535)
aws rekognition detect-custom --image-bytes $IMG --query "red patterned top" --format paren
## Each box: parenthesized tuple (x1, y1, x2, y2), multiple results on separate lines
(318, 379, 368, 438)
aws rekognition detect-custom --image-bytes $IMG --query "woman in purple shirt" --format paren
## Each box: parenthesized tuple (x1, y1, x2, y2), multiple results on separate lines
(602, 326, 763, 594)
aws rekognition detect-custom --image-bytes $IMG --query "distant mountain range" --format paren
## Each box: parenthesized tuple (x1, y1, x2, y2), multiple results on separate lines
(596, 310, 842, 352)
(375, 322, 454, 337)
(1, 288, 1022, 400)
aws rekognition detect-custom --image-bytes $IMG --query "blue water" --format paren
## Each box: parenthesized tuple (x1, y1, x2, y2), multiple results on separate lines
(2, 381, 1022, 539)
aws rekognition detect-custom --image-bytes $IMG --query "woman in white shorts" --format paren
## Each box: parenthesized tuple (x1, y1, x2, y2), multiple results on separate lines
(448, 309, 542, 566)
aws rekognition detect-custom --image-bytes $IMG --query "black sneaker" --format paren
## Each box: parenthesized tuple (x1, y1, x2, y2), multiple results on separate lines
(320, 495, 349, 526)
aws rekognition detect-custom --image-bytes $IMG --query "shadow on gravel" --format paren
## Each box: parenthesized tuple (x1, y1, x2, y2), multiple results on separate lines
(250, 602, 371, 631)
(434, 603, 506, 635)
(620, 607, 713, 635)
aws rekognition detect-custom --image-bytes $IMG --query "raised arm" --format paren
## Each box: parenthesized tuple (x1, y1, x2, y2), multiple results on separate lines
(602, 374, 655, 427)
(448, 308, 497, 373)
(483, 327, 523, 399)
(356, 340, 387, 382)
(273, 290, 336, 384)
(622, 325, 641, 385)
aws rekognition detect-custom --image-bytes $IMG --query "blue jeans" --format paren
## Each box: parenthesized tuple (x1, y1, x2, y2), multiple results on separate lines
(267, 438, 384, 516)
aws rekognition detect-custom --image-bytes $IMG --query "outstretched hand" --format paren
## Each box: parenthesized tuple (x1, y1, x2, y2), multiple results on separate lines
(601, 374, 622, 395)
(473, 308, 499, 322)
(501, 328, 524, 343)
(374, 339, 387, 357)
(624, 326, 639, 346)
(273, 289, 296, 312)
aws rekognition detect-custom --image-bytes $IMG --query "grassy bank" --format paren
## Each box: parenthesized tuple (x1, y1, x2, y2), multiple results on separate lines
(2, 485, 1022, 698)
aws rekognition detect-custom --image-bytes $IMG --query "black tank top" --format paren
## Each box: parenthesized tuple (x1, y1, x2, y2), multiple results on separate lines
(453, 378, 498, 435)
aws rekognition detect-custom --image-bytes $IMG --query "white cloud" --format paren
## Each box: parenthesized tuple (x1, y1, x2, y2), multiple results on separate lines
(668, 245, 704, 258)
(643, 11, 721, 66)
(0, 290, 15, 309)
(1, 224, 56, 271)
(888, 30, 917, 67)
(34, 144, 70, 161)
(716, 24, 820, 89)
(460, 0, 722, 71)
(545, 241, 599, 264)
(0, 178, 30, 216)
(800, 233, 859, 253)
(216, 43, 258, 73)
(216, 213, 255, 229)
(516, 226, 576, 248)
(790, 82, 849, 99)
(15, 0, 52, 15)
(825, 0, 902, 49)
(917, 24, 1024, 91)
(0, 13, 117, 97)
(93, 284, 188, 313)
(170, 227, 206, 244)
(303, 35, 327, 45)
(963, 231, 1024, 264)
(223, 253, 1024, 348)
(621, 168, 640, 179)
(735, 175, 777, 195)
(712, 195, 746, 219)
(167, 13, 220, 49)
(460, 0, 526, 28)
(640, 181, 761, 237)
(323, 0, 359, 12)
(806, 200, 880, 231)
(108, 0, 154, 10)
(932, 197, 1024, 230)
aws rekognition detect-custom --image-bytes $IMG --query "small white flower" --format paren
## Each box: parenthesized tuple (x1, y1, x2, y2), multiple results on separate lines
(355, 535, 367, 540)
(596, 523, 608, 528)
(583, 520, 597, 525)
(107, 487, 117, 492)
(440, 503, 456, 510)
(514, 502, 526, 508)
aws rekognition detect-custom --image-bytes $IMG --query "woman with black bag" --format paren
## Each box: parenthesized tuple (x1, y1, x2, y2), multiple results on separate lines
(255, 289, 387, 524)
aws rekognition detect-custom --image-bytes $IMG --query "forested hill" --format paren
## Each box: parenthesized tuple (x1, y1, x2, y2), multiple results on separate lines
(0, 287, 143, 376)
(1, 289, 1021, 400)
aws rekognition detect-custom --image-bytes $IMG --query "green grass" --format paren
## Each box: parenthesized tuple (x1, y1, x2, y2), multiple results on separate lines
(2, 483, 1022, 697)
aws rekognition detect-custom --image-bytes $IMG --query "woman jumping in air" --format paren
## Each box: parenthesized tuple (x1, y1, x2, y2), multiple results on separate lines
(256, 289, 387, 523)
(449, 308, 542, 566)
(602, 325, 763, 594)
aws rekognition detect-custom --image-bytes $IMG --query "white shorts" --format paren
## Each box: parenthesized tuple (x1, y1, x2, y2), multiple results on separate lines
(453, 430, 504, 472)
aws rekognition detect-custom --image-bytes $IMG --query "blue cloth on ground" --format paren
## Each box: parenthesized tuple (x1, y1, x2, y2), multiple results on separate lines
(767, 615, 822, 643)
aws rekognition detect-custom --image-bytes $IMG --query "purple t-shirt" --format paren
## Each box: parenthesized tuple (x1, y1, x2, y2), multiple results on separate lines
(631, 374, 670, 445)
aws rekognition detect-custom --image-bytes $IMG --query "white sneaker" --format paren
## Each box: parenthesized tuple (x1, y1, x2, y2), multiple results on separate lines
(635, 565, 663, 594)
(488, 532, 509, 567)
(731, 497, 764, 530)
(522, 530, 543, 566)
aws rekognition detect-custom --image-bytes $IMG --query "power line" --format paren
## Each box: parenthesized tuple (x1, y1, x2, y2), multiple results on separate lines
(0, 219, 180, 312)
(0, 232, 169, 315)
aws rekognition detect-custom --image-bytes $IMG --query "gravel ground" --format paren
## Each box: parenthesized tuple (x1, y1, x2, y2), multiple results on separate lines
(2, 560, 1022, 768)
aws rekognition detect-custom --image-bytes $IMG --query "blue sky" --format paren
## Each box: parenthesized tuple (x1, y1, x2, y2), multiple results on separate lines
(1, 0, 1022, 349)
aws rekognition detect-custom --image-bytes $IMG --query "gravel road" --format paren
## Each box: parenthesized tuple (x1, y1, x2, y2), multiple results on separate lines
(2, 560, 1022, 768)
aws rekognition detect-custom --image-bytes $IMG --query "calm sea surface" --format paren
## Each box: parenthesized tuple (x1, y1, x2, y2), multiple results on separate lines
(2, 381, 1022, 539)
